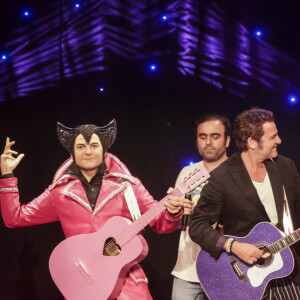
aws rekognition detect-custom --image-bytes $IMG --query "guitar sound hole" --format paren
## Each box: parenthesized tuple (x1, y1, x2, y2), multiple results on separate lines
(257, 247, 272, 266)
(103, 237, 121, 256)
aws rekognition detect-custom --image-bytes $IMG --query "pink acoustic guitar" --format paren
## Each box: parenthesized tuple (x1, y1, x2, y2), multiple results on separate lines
(49, 167, 210, 300)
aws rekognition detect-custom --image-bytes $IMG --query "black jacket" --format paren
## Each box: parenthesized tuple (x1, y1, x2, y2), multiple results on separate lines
(189, 152, 300, 284)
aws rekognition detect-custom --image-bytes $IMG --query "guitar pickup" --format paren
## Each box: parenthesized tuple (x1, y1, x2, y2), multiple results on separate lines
(74, 258, 95, 284)
(230, 256, 247, 283)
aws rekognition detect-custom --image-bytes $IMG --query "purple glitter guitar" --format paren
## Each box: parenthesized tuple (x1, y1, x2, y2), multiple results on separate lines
(196, 222, 300, 300)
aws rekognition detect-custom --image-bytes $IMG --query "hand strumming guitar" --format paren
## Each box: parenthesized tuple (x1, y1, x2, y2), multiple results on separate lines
(223, 239, 263, 265)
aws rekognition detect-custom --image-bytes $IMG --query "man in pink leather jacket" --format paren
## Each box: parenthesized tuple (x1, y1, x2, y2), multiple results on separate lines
(0, 120, 186, 300)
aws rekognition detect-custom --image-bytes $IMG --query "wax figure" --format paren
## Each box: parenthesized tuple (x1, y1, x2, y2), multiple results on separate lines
(0, 120, 184, 300)
(171, 114, 230, 300)
(190, 108, 300, 299)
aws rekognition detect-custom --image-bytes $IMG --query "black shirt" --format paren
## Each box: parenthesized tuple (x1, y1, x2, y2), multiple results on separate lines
(66, 161, 108, 210)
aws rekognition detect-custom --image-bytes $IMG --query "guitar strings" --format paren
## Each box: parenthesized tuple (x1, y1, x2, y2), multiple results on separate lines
(83, 204, 172, 270)
(85, 209, 158, 270)
(236, 241, 270, 273)
(85, 194, 174, 270)
(234, 229, 300, 274)
(85, 226, 133, 270)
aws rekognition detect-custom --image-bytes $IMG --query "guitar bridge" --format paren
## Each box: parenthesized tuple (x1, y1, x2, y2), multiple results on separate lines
(74, 258, 94, 284)
(230, 256, 247, 283)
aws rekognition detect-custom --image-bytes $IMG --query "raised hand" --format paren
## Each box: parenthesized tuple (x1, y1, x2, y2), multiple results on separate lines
(0, 137, 24, 175)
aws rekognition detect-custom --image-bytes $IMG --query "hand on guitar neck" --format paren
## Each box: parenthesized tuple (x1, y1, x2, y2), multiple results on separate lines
(165, 188, 194, 215)
(223, 239, 264, 265)
(164, 196, 186, 215)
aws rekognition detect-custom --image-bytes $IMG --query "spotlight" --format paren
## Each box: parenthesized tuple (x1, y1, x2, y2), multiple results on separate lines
(23, 10, 30, 17)
(161, 14, 168, 22)
(180, 158, 196, 168)
(74, 2, 81, 8)
(289, 95, 297, 104)
(1, 54, 8, 61)
(99, 87, 104, 92)
(255, 30, 263, 37)
(148, 63, 158, 72)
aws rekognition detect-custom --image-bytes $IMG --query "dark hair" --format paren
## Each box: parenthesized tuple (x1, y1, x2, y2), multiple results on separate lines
(233, 108, 275, 152)
(196, 114, 231, 138)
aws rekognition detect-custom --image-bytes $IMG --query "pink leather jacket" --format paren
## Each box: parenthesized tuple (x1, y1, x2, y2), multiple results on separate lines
(0, 152, 182, 299)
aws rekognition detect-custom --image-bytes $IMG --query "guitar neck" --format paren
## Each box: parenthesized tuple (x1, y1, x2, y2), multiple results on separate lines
(116, 187, 183, 247)
(268, 228, 300, 254)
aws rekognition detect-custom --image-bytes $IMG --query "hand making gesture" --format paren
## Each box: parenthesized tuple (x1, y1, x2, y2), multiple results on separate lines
(0, 137, 24, 175)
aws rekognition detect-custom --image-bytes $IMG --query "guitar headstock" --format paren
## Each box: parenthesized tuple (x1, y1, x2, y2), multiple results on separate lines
(177, 166, 210, 195)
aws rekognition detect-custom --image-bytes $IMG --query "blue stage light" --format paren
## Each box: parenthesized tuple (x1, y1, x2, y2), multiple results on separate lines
(99, 87, 104, 92)
(289, 95, 297, 104)
(255, 30, 263, 37)
(23, 10, 30, 17)
(161, 14, 168, 22)
(1, 54, 7, 61)
(148, 63, 158, 72)
(74, 2, 81, 8)
(180, 157, 197, 168)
